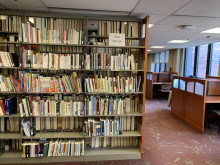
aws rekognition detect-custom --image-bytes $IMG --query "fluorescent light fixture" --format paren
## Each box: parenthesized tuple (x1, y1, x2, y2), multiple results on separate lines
(147, 50, 152, 52)
(201, 28, 220, 33)
(148, 24, 154, 28)
(150, 46, 166, 49)
(168, 40, 190, 43)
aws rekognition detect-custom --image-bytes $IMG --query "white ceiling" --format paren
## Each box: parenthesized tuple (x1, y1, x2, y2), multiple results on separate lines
(0, 0, 220, 53)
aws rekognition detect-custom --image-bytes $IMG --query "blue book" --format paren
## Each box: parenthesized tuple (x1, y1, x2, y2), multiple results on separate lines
(93, 97, 96, 115)
(123, 54, 125, 70)
(6, 98, 12, 115)
(86, 100, 88, 116)
(68, 76, 74, 92)
(69, 142, 71, 156)
(35, 144, 38, 157)
(102, 120, 105, 136)
(95, 53, 97, 69)
(110, 98, 113, 115)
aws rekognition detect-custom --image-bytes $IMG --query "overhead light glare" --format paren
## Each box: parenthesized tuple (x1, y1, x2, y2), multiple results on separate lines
(201, 28, 220, 34)
(148, 24, 154, 28)
(147, 50, 152, 52)
(150, 46, 166, 49)
(168, 40, 190, 43)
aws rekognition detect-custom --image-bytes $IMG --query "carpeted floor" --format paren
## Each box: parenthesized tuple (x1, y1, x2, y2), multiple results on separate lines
(24, 99, 220, 165)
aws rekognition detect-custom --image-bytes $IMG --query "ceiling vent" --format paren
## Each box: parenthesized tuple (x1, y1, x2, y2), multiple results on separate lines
(178, 25, 196, 30)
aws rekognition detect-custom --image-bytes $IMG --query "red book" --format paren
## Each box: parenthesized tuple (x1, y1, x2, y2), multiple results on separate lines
(0, 99, 6, 115)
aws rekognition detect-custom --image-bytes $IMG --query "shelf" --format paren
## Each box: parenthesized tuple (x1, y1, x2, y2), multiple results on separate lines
(0, 41, 20, 44)
(86, 92, 143, 95)
(0, 148, 140, 163)
(0, 67, 144, 72)
(21, 42, 85, 47)
(84, 147, 141, 161)
(0, 92, 143, 95)
(0, 113, 20, 118)
(88, 35, 140, 40)
(0, 151, 83, 164)
(86, 45, 145, 49)
(85, 131, 142, 138)
(0, 133, 21, 139)
(20, 112, 142, 118)
(23, 132, 84, 139)
(0, 31, 18, 34)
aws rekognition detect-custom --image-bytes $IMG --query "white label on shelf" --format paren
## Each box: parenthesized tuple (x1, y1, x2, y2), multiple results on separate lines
(109, 33, 125, 46)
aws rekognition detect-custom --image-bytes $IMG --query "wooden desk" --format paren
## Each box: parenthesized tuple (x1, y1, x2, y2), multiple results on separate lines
(153, 82, 172, 85)
(146, 72, 177, 99)
(205, 96, 220, 103)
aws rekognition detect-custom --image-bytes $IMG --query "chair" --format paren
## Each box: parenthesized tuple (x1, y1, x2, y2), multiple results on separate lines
(210, 110, 220, 135)
(158, 84, 172, 100)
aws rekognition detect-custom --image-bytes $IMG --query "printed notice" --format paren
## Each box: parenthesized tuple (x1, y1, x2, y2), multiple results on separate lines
(109, 33, 125, 46)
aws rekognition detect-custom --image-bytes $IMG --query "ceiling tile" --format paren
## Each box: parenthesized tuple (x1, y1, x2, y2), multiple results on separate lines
(134, 0, 190, 15)
(0, 0, 45, 7)
(175, 0, 220, 17)
(158, 15, 220, 28)
(42, 0, 138, 12)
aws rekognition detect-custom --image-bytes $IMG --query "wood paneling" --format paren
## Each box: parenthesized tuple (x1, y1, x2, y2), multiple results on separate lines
(146, 80, 153, 99)
(207, 81, 220, 96)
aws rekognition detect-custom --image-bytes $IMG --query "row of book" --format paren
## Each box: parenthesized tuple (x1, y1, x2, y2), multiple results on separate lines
(84, 75, 142, 93)
(18, 95, 139, 117)
(84, 117, 122, 137)
(30, 17, 83, 32)
(22, 139, 84, 158)
(89, 137, 137, 148)
(0, 15, 22, 32)
(84, 117, 136, 137)
(96, 21, 139, 38)
(0, 75, 20, 92)
(19, 71, 83, 93)
(85, 96, 140, 116)
(0, 139, 22, 151)
(35, 117, 83, 131)
(19, 96, 84, 117)
(0, 117, 20, 132)
(21, 49, 139, 71)
(20, 23, 84, 45)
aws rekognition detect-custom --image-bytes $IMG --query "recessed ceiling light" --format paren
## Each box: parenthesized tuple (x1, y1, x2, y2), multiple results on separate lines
(150, 46, 166, 49)
(201, 28, 220, 33)
(148, 24, 154, 28)
(147, 50, 152, 52)
(168, 40, 190, 43)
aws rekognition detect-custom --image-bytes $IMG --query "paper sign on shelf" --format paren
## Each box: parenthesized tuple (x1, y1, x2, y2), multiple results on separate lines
(109, 33, 125, 46)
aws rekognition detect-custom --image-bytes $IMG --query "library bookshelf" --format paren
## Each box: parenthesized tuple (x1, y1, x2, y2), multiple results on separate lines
(0, 11, 149, 163)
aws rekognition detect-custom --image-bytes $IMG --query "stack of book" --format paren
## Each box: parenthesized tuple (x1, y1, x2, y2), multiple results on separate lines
(84, 117, 122, 136)
(19, 72, 83, 93)
(19, 96, 84, 117)
(84, 96, 140, 116)
(22, 139, 84, 158)
(89, 137, 137, 148)
(84, 75, 142, 93)
(0, 75, 20, 92)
